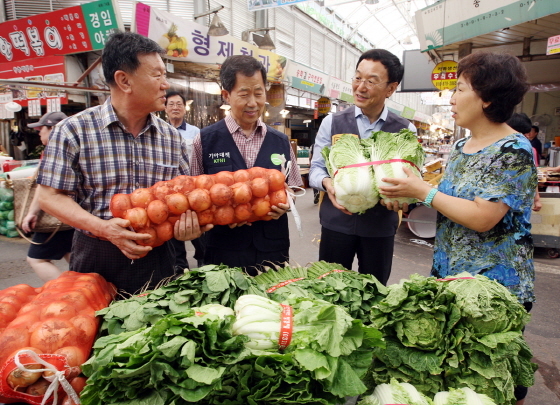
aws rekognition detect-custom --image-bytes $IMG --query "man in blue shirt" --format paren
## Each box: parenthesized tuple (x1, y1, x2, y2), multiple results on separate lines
(309, 49, 417, 285)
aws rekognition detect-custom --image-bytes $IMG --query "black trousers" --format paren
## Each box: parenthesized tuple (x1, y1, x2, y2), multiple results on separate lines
(70, 231, 176, 296)
(204, 246, 289, 277)
(318, 227, 394, 285)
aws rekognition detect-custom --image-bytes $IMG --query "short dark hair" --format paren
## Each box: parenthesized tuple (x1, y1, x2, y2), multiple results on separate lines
(532, 125, 539, 133)
(165, 91, 186, 106)
(507, 112, 532, 134)
(457, 52, 529, 123)
(220, 55, 267, 92)
(102, 31, 165, 87)
(356, 49, 404, 84)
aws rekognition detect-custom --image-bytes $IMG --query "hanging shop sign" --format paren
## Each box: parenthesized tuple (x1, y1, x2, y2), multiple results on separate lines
(248, 0, 309, 12)
(317, 97, 331, 115)
(415, 0, 560, 52)
(547, 34, 560, 56)
(431, 61, 457, 91)
(133, 2, 286, 83)
(0, 0, 123, 64)
(327, 77, 353, 103)
(286, 61, 329, 96)
(0, 55, 68, 107)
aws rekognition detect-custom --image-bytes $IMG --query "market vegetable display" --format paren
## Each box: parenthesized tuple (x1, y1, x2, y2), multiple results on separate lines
(322, 129, 424, 213)
(358, 378, 433, 405)
(110, 168, 289, 247)
(433, 387, 496, 405)
(97, 264, 266, 335)
(253, 261, 388, 324)
(0, 271, 116, 405)
(82, 298, 383, 405)
(365, 272, 537, 405)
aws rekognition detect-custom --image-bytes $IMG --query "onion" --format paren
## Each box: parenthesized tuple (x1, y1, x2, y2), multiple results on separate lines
(7, 363, 42, 390)
(167, 215, 181, 226)
(252, 197, 271, 217)
(146, 200, 169, 224)
(30, 319, 77, 353)
(195, 174, 215, 190)
(234, 203, 253, 222)
(248, 166, 268, 180)
(214, 205, 235, 225)
(0, 302, 18, 328)
(70, 314, 98, 341)
(54, 346, 88, 367)
(209, 183, 233, 206)
(151, 181, 173, 201)
(0, 328, 30, 365)
(124, 207, 149, 230)
(109, 194, 132, 218)
(197, 209, 214, 226)
(166, 193, 189, 215)
(231, 182, 252, 204)
(269, 189, 288, 207)
(25, 377, 50, 396)
(213, 171, 235, 186)
(136, 227, 158, 247)
(251, 177, 269, 198)
(171, 175, 196, 194)
(187, 189, 212, 211)
(233, 170, 251, 183)
(155, 221, 174, 242)
(130, 188, 155, 208)
(267, 169, 286, 191)
(40, 301, 78, 321)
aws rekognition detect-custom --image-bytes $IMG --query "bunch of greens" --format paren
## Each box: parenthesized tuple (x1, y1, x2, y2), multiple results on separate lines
(80, 305, 250, 405)
(365, 129, 425, 205)
(254, 261, 388, 324)
(322, 134, 379, 214)
(433, 387, 497, 405)
(97, 264, 266, 335)
(366, 273, 537, 405)
(358, 378, 433, 405)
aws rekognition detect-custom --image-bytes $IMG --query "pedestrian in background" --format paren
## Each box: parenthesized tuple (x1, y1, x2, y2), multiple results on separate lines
(164, 90, 206, 269)
(309, 49, 417, 285)
(36, 32, 210, 295)
(379, 52, 535, 405)
(22, 112, 74, 282)
(189, 55, 302, 275)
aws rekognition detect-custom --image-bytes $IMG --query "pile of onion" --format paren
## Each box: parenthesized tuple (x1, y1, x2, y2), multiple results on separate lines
(110, 168, 288, 247)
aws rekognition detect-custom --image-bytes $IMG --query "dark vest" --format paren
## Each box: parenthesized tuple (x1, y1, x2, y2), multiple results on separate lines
(200, 120, 291, 251)
(320, 108, 411, 237)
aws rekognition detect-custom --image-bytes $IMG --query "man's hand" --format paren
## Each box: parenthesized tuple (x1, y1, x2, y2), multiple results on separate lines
(100, 217, 153, 260)
(322, 177, 352, 215)
(269, 202, 290, 219)
(174, 210, 213, 241)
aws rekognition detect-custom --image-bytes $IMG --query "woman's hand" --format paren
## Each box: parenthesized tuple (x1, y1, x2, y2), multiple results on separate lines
(269, 202, 290, 219)
(22, 213, 38, 233)
(378, 166, 432, 211)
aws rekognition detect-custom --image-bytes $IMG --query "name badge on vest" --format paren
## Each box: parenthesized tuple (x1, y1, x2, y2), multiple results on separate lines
(332, 133, 359, 145)
(208, 151, 231, 164)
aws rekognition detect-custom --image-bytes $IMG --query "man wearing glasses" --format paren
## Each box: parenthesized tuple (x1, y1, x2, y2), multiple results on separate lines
(309, 49, 417, 285)
(164, 91, 206, 270)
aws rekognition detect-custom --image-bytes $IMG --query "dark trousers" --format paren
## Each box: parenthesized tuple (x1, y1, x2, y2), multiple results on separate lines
(169, 237, 188, 271)
(514, 301, 534, 401)
(319, 227, 394, 285)
(70, 231, 176, 296)
(204, 246, 289, 277)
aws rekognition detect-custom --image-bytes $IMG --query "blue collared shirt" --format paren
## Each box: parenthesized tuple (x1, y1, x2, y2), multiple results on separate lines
(309, 106, 417, 191)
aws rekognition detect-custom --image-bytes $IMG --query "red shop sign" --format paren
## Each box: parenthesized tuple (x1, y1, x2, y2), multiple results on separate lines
(0, 55, 68, 106)
(0, 0, 123, 64)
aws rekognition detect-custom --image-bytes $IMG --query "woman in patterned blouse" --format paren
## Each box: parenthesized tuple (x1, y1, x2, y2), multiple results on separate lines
(379, 52, 536, 404)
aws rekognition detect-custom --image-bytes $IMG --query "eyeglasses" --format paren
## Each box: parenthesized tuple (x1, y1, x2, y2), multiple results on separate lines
(352, 76, 388, 89)
(167, 102, 184, 108)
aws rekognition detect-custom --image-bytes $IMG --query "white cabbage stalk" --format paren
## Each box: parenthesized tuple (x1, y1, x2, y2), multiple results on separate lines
(322, 134, 379, 214)
(232, 295, 283, 350)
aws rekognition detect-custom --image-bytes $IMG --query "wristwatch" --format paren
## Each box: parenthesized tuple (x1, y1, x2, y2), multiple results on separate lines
(422, 188, 438, 208)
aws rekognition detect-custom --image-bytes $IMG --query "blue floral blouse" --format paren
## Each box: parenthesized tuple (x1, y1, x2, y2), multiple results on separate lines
(432, 133, 537, 303)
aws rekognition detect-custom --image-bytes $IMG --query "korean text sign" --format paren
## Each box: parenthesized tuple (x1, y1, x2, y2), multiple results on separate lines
(0, 0, 123, 64)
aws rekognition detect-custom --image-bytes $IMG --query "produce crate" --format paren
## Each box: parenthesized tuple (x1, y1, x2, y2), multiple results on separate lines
(530, 192, 560, 258)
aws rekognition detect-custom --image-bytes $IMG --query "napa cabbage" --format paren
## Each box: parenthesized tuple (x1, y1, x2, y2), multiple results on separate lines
(365, 129, 425, 205)
(322, 134, 379, 213)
